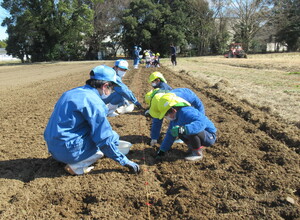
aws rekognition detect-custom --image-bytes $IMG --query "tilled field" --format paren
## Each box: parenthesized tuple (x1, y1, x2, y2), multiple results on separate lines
(0, 62, 299, 219)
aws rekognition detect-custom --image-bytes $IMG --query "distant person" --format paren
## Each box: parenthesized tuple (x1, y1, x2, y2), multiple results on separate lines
(103, 59, 143, 117)
(153, 53, 160, 67)
(133, 46, 141, 69)
(144, 50, 152, 68)
(170, 44, 177, 66)
(44, 65, 140, 175)
(150, 93, 217, 161)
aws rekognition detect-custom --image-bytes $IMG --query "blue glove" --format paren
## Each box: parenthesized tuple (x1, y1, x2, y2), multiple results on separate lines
(125, 160, 140, 174)
(170, 126, 186, 137)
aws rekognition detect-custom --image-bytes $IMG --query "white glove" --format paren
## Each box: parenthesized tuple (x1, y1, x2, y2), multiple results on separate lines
(150, 139, 157, 146)
(144, 109, 150, 116)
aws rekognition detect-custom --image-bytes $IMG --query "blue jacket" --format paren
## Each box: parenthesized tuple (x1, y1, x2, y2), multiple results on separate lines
(102, 75, 140, 106)
(172, 88, 205, 114)
(151, 88, 205, 140)
(160, 106, 216, 152)
(153, 81, 172, 90)
(44, 85, 129, 165)
(133, 49, 140, 59)
(171, 46, 176, 55)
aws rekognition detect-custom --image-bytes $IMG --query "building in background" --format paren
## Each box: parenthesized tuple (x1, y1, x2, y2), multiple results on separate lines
(0, 48, 20, 61)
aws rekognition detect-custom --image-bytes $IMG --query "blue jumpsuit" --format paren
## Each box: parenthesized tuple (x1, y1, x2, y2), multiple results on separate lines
(152, 81, 172, 90)
(151, 88, 205, 140)
(44, 85, 130, 166)
(150, 81, 172, 140)
(133, 48, 140, 66)
(160, 106, 217, 152)
(102, 75, 140, 106)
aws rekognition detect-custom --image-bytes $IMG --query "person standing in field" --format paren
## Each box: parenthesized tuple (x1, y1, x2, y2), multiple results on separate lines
(150, 93, 217, 161)
(44, 65, 140, 175)
(170, 44, 177, 66)
(153, 52, 160, 67)
(144, 50, 152, 68)
(133, 46, 141, 69)
(103, 59, 143, 117)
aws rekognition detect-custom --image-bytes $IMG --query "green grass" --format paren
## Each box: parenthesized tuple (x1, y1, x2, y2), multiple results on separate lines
(288, 71, 300, 75)
(0, 60, 22, 65)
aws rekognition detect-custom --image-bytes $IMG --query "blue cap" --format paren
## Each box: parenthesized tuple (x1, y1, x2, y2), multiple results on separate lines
(114, 59, 129, 70)
(91, 65, 120, 86)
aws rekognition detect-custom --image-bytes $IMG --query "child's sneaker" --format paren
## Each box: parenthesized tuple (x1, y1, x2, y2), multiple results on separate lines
(174, 139, 184, 144)
(64, 151, 103, 175)
(185, 148, 203, 161)
(107, 111, 119, 117)
(117, 103, 134, 114)
(107, 104, 119, 117)
(64, 165, 95, 175)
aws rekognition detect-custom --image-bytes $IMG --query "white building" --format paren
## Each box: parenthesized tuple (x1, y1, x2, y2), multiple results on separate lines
(0, 48, 20, 61)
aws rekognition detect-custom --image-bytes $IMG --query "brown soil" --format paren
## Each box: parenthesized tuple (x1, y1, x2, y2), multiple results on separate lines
(0, 61, 299, 219)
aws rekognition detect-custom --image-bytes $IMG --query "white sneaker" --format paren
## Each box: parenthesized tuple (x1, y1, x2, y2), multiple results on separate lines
(83, 166, 95, 174)
(65, 165, 95, 175)
(125, 104, 135, 112)
(64, 151, 104, 175)
(107, 111, 119, 117)
(150, 139, 158, 146)
(116, 104, 135, 114)
(107, 104, 119, 117)
(174, 139, 184, 144)
(185, 149, 203, 161)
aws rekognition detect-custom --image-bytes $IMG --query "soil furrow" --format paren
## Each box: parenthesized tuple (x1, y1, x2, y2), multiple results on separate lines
(0, 62, 299, 219)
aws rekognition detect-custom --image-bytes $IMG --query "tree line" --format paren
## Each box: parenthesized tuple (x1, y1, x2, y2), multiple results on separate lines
(1, 0, 299, 62)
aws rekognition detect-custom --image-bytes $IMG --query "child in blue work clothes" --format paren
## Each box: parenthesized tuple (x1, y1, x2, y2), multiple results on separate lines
(102, 59, 143, 117)
(148, 71, 172, 90)
(150, 93, 217, 161)
(44, 65, 140, 175)
(146, 88, 206, 147)
(146, 71, 172, 145)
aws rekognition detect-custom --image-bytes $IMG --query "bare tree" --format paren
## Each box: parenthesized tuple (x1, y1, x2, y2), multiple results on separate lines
(186, 0, 215, 55)
(271, 0, 300, 51)
(86, 0, 132, 59)
(210, 0, 232, 53)
(225, 0, 273, 51)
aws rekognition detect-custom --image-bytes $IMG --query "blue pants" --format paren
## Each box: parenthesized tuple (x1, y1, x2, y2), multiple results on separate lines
(180, 130, 216, 149)
(134, 58, 139, 66)
(151, 118, 163, 140)
(102, 92, 126, 106)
